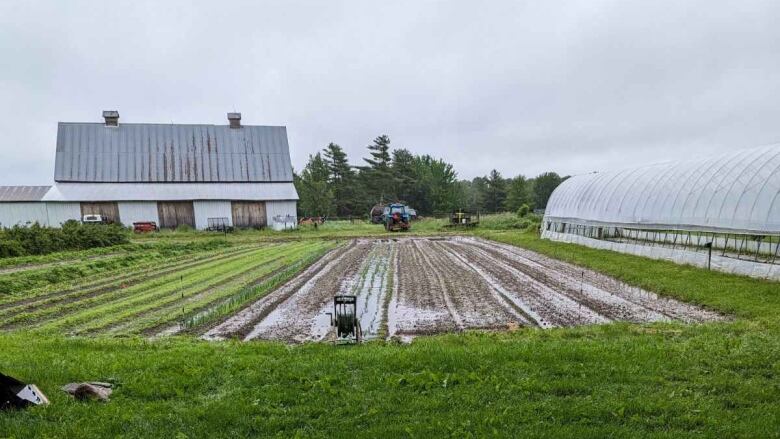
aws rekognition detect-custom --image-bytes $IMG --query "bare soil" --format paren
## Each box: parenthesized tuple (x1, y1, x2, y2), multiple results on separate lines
(203, 237, 723, 344)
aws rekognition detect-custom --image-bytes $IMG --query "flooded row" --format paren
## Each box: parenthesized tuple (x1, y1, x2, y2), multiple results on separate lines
(204, 237, 724, 343)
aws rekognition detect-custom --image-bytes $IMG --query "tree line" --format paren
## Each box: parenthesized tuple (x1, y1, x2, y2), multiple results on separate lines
(295, 135, 566, 218)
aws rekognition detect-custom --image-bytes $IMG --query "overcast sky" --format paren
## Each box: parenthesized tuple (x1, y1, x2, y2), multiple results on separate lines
(1, 1, 779, 185)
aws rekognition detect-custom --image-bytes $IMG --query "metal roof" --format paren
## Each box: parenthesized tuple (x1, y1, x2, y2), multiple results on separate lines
(0, 186, 51, 202)
(42, 182, 298, 202)
(54, 123, 293, 183)
(544, 144, 780, 234)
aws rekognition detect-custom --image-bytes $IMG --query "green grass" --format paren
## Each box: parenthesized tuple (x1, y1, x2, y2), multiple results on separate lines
(129, 218, 454, 244)
(0, 226, 779, 437)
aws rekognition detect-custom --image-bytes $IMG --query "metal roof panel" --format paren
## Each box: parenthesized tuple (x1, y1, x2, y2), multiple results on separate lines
(54, 123, 293, 183)
(0, 186, 52, 201)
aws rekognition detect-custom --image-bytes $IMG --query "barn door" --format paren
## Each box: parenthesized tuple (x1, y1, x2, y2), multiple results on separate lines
(80, 202, 121, 224)
(157, 202, 195, 229)
(231, 201, 266, 228)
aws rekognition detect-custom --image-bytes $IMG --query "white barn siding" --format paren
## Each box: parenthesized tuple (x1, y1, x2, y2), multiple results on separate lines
(118, 202, 159, 227)
(45, 202, 81, 226)
(193, 201, 233, 230)
(266, 200, 297, 231)
(0, 203, 49, 227)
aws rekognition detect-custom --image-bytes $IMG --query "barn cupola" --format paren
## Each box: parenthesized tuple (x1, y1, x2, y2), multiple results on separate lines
(227, 112, 241, 128)
(102, 110, 119, 126)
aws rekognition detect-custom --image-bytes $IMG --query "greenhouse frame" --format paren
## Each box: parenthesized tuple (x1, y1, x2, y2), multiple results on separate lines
(542, 144, 780, 280)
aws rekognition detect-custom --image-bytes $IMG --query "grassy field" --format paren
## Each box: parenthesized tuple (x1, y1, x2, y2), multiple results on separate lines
(1, 222, 779, 438)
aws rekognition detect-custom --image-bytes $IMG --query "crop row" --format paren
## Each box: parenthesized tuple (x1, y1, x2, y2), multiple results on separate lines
(0, 239, 234, 297)
(6, 240, 335, 336)
(0, 244, 258, 311)
(65, 242, 316, 335)
(7, 244, 283, 331)
(129, 241, 336, 336)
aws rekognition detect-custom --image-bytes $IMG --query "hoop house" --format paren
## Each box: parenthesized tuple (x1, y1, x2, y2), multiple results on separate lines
(542, 144, 780, 280)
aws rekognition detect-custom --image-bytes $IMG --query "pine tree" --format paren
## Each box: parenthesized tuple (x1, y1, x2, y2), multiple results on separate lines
(391, 148, 417, 204)
(323, 143, 357, 216)
(295, 153, 335, 217)
(363, 135, 392, 170)
(359, 135, 394, 204)
(504, 175, 530, 211)
(414, 155, 458, 214)
(532, 172, 565, 209)
(484, 169, 508, 213)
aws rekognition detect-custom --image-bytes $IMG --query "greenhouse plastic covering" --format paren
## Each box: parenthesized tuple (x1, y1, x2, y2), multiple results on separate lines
(544, 144, 780, 234)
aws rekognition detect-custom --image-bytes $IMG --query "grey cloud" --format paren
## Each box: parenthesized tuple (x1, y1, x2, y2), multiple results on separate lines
(1, 0, 779, 184)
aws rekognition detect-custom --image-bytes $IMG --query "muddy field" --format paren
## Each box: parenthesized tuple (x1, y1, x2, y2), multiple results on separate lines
(205, 237, 723, 343)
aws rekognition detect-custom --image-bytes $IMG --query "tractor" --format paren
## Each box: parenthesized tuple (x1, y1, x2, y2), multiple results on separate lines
(383, 203, 411, 232)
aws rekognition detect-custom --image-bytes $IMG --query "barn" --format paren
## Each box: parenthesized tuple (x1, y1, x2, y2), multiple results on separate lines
(0, 111, 298, 230)
(542, 144, 780, 280)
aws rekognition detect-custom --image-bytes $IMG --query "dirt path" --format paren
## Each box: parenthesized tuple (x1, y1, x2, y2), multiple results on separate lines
(463, 237, 723, 323)
(387, 239, 459, 336)
(242, 242, 372, 342)
(407, 239, 523, 330)
(441, 240, 611, 327)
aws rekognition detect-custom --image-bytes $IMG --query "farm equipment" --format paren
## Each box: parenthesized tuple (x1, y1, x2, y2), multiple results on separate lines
(206, 217, 233, 232)
(132, 221, 159, 233)
(448, 210, 480, 228)
(329, 295, 361, 344)
(369, 204, 386, 224)
(298, 216, 325, 226)
(384, 203, 411, 232)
